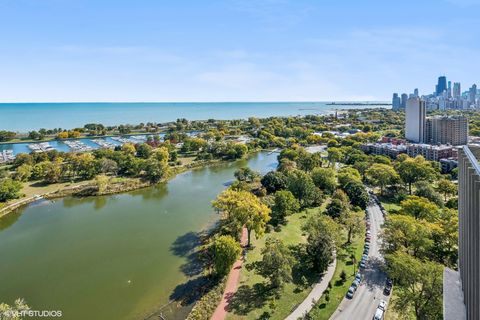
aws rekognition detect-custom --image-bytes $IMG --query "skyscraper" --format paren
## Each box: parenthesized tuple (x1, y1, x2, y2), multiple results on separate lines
(437, 76, 447, 96)
(392, 93, 401, 111)
(448, 81, 452, 98)
(469, 84, 477, 105)
(414, 88, 419, 97)
(453, 82, 461, 99)
(401, 93, 408, 109)
(405, 97, 426, 143)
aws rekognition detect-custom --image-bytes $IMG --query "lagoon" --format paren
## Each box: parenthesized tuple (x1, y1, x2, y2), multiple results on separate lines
(0, 151, 278, 320)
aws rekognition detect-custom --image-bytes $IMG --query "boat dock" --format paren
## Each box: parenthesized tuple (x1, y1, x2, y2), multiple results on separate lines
(64, 140, 94, 152)
(0, 150, 15, 163)
(28, 142, 55, 153)
(91, 139, 116, 149)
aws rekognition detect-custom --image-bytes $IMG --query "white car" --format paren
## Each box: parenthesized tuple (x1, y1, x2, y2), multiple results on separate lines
(373, 308, 384, 320)
(378, 299, 387, 310)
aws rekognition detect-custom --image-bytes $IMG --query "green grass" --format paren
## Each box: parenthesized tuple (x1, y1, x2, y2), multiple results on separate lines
(226, 205, 329, 320)
(307, 235, 365, 319)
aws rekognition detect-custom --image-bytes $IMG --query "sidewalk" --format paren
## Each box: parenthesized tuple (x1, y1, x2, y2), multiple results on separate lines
(285, 256, 337, 320)
(210, 227, 248, 320)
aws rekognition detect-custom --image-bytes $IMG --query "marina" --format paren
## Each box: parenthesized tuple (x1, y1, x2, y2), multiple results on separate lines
(28, 142, 55, 153)
(91, 139, 117, 149)
(64, 140, 94, 152)
(0, 150, 15, 163)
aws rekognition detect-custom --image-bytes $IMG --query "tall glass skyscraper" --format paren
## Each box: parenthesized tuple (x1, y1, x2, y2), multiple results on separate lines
(436, 76, 447, 96)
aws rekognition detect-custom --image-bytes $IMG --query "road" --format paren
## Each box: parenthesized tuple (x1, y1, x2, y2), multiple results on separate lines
(330, 199, 391, 320)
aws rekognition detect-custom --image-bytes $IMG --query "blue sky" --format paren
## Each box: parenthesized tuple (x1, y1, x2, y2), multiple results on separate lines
(0, 0, 479, 102)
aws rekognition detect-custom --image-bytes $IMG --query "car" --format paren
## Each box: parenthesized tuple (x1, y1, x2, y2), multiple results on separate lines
(363, 248, 369, 255)
(364, 243, 370, 248)
(373, 307, 384, 320)
(359, 261, 366, 269)
(346, 285, 356, 299)
(365, 238, 371, 243)
(362, 254, 368, 260)
(352, 279, 360, 289)
(355, 272, 362, 282)
(378, 300, 387, 311)
(384, 278, 393, 295)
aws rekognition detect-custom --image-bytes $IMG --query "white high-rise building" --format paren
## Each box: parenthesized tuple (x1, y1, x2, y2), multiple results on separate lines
(405, 97, 426, 143)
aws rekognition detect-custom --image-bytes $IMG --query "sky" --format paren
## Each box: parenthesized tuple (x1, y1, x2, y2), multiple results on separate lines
(0, 0, 479, 102)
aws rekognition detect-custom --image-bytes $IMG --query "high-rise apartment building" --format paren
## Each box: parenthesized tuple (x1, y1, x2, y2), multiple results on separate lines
(437, 76, 447, 96)
(445, 146, 480, 320)
(425, 116, 468, 146)
(405, 97, 426, 143)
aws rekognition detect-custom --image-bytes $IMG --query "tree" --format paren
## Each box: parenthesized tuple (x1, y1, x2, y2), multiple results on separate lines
(382, 214, 437, 259)
(121, 143, 136, 155)
(303, 214, 340, 272)
(365, 163, 399, 195)
(436, 179, 457, 202)
(342, 181, 369, 209)
(98, 158, 118, 175)
(414, 181, 444, 207)
(325, 189, 350, 219)
(144, 158, 169, 182)
(340, 210, 364, 243)
(212, 189, 271, 246)
(311, 167, 337, 194)
(0, 178, 22, 202)
(286, 169, 323, 208)
(13, 164, 33, 182)
(327, 147, 344, 166)
(95, 174, 109, 193)
(13, 154, 33, 167)
(0, 130, 16, 142)
(0, 298, 30, 320)
(261, 171, 286, 193)
(136, 143, 152, 159)
(400, 196, 440, 221)
(211, 235, 241, 277)
(43, 160, 63, 183)
(271, 190, 300, 225)
(396, 156, 436, 194)
(337, 167, 361, 188)
(234, 167, 260, 183)
(385, 252, 443, 320)
(255, 237, 294, 288)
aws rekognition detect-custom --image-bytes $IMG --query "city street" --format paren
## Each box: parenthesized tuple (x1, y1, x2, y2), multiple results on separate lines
(330, 199, 391, 320)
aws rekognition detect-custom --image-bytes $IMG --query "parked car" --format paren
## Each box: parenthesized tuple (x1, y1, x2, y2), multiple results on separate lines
(373, 307, 384, 320)
(363, 248, 369, 255)
(384, 278, 393, 295)
(378, 300, 387, 311)
(355, 272, 362, 282)
(352, 279, 360, 289)
(346, 285, 356, 299)
(359, 261, 366, 269)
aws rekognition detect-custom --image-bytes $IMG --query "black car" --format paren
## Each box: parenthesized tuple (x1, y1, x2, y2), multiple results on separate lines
(384, 278, 393, 295)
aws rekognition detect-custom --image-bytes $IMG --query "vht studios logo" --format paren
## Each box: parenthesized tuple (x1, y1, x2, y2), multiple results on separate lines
(1, 310, 63, 318)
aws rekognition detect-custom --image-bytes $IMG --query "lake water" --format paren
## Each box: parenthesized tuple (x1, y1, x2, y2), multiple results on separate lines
(0, 102, 385, 132)
(0, 152, 278, 320)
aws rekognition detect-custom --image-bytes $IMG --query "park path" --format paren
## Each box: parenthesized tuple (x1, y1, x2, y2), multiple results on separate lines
(210, 227, 248, 320)
(284, 255, 337, 320)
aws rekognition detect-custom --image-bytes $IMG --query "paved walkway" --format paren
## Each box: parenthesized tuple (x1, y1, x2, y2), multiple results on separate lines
(210, 228, 248, 320)
(284, 256, 337, 320)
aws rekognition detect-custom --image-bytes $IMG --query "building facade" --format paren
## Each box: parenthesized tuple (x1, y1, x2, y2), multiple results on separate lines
(405, 97, 426, 143)
(447, 146, 480, 320)
(425, 116, 468, 146)
(406, 143, 456, 161)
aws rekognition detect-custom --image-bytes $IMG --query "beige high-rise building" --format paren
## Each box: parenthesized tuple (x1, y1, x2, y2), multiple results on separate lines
(425, 116, 468, 146)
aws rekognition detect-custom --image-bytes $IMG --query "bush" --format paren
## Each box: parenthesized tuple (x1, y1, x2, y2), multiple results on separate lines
(340, 270, 347, 283)
(186, 278, 226, 320)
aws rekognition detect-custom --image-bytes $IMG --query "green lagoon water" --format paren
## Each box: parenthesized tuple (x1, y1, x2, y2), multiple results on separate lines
(0, 152, 278, 320)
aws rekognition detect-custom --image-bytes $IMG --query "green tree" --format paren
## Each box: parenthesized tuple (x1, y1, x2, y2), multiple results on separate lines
(234, 167, 260, 183)
(365, 163, 399, 195)
(400, 196, 440, 221)
(260, 171, 287, 193)
(13, 164, 33, 182)
(311, 167, 337, 194)
(271, 190, 300, 225)
(303, 214, 340, 272)
(211, 235, 242, 277)
(436, 179, 457, 202)
(286, 169, 323, 208)
(340, 210, 364, 244)
(337, 167, 361, 188)
(144, 158, 169, 182)
(414, 181, 444, 207)
(327, 147, 344, 166)
(396, 156, 436, 194)
(212, 189, 271, 246)
(255, 237, 294, 288)
(136, 143, 153, 159)
(342, 180, 369, 209)
(0, 179, 22, 202)
(385, 252, 443, 320)
(121, 143, 136, 155)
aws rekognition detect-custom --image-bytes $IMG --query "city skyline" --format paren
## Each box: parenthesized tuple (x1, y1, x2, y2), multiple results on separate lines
(0, 0, 479, 102)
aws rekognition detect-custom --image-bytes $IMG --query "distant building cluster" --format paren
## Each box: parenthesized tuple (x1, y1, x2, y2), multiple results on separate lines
(405, 97, 468, 146)
(393, 75, 479, 111)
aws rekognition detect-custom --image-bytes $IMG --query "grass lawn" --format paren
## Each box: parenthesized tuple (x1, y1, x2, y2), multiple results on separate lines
(307, 234, 365, 319)
(226, 205, 329, 320)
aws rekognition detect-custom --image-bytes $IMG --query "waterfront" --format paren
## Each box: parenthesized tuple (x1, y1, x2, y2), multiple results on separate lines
(0, 102, 386, 132)
(0, 151, 278, 320)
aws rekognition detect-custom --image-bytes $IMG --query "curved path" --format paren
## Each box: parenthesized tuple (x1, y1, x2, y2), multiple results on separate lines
(330, 199, 391, 320)
(211, 228, 248, 320)
(285, 256, 337, 320)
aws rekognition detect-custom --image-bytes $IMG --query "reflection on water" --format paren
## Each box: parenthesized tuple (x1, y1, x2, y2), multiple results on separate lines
(0, 152, 278, 320)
